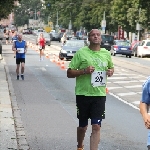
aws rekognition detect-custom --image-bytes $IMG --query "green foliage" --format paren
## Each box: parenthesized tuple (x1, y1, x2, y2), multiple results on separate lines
(11, 0, 150, 32)
(13, 0, 43, 26)
(0, 0, 21, 19)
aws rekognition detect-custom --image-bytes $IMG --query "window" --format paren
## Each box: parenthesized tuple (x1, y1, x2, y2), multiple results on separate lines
(146, 42, 150, 46)
(141, 41, 145, 46)
(101, 35, 114, 42)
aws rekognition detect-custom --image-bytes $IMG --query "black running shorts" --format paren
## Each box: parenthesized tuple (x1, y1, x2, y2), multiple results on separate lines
(16, 58, 25, 64)
(76, 95, 106, 120)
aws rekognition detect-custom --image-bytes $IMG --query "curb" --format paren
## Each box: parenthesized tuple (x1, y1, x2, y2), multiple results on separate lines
(4, 59, 29, 150)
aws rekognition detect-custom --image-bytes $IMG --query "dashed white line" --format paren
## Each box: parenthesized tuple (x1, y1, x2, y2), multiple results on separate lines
(124, 85, 141, 88)
(108, 87, 122, 90)
(117, 92, 137, 96)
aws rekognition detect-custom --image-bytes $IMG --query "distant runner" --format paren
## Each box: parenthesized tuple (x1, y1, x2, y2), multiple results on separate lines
(12, 33, 27, 80)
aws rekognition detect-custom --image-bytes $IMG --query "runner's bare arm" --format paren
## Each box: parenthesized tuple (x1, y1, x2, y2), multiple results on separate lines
(67, 66, 95, 78)
(25, 42, 27, 53)
(12, 42, 16, 51)
(107, 68, 114, 77)
(67, 68, 85, 78)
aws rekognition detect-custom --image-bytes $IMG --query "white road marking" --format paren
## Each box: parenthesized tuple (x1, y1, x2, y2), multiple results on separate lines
(121, 69, 128, 72)
(41, 67, 46, 71)
(113, 74, 136, 76)
(114, 80, 140, 83)
(108, 87, 123, 90)
(117, 92, 137, 96)
(108, 77, 127, 79)
(132, 101, 140, 105)
(109, 92, 139, 110)
(124, 85, 141, 88)
(137, 92, 142, 94)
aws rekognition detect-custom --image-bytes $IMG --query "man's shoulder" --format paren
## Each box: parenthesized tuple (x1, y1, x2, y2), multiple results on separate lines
(143, 76, 150, 88)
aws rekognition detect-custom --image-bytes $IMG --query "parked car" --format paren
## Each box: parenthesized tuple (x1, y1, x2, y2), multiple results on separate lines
(131, 41, 141, 57)
(58, 32, 64, 42)
(66, 32, 73, 40)
(110, 40, 132, 58)
(50, 32, 60, 41)
(36, 32, 51, 46)
(22, 29, 29, 34)
(59, 40, 88, 60)
(37, 29, 44, 32)
(101, 34, 114, 51)
(136, 40, 150, 57)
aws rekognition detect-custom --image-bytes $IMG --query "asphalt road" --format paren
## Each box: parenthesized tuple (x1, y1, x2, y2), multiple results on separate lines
(2, 35, 150, 150)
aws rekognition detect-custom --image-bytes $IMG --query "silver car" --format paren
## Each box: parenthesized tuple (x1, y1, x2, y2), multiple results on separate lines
(36, 32, 51, 46)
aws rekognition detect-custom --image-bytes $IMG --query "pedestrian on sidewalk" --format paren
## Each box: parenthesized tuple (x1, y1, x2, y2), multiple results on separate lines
(4, 29, 10, 45)
(38, 32, 45, 61)
(67, 29, 114, 150)
(139, 77, 150, 150)
(61, 32, 67, 46)
(12, 33, 27, 80)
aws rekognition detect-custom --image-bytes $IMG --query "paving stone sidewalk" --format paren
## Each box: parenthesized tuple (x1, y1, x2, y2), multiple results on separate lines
(0, 45, 29, 150)
(0, 58, 18, 150)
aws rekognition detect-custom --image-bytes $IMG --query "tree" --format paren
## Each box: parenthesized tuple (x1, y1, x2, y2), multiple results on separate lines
(13, 0, 43, 27)
(0, 0, 21, 20)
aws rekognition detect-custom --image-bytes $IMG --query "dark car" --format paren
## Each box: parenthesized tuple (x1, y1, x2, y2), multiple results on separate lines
(59, 40, 88, 60)
(110, 40, 132, 58)
(101, 34, 114, 51)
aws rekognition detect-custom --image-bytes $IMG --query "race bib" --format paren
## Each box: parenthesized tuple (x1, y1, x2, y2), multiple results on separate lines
(91, 71, 106, 87)
(17, 48, 24, 53)
(39, 46, 42, 50)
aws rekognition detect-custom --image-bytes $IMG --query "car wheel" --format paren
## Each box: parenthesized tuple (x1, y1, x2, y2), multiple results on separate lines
(134, 52, 137, 57)
(129, 55, 131, 58)
(113, 53, 116, 56)
(59, 54, 64, 60)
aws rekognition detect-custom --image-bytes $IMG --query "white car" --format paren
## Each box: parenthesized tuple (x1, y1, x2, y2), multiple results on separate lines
(137, 40, 150, 57)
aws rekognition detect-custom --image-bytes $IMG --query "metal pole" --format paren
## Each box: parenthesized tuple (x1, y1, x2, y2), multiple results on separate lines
(35, 9, 36, 20)
(56, 11, 58, 26)
(138, 8, 141, 41)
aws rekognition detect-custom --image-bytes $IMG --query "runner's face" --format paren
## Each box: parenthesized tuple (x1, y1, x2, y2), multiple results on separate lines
(88, 29, 101, 44)
(18, 35, 22, 41)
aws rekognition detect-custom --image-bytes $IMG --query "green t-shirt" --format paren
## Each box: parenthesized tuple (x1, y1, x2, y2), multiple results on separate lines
(68, 46, 114, 96)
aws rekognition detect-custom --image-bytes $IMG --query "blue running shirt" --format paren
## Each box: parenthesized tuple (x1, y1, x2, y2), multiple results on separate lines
(15, 40, 26, 59)
(141, 76, 150, 104)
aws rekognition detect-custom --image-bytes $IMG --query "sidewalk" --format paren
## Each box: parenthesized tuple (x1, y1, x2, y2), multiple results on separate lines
(0, 45, 29, 150)
(0, 58, 18, 149)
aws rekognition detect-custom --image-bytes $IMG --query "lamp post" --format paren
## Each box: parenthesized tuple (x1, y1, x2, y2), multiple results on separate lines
(101, 11, 106, 34)
(136, 8, 142, 41)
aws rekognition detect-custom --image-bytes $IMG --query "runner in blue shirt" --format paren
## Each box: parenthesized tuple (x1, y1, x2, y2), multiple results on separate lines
(12, 33, 27, 80)
(140, 77, 150, 150)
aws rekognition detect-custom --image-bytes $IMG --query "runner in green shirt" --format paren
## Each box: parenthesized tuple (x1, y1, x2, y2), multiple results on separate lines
(67, 29, 114, 150)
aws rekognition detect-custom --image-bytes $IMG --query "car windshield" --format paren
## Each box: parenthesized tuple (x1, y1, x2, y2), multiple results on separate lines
(101, 35, 114, 42)
(43, 33, 49, 38)
(116, 41, 131, 46)
(65, 41, 85, 47)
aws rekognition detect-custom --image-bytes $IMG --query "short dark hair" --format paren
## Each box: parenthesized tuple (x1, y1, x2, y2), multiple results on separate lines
(88, 29, 101, 38)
